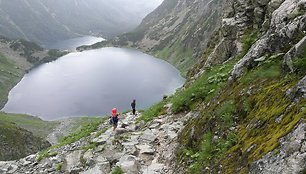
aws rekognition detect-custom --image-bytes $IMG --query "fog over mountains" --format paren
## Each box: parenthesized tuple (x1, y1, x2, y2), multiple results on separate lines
(0, 0, 163, 45)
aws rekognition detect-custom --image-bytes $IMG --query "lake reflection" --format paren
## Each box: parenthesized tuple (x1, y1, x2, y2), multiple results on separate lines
(2, 48, 184, 120)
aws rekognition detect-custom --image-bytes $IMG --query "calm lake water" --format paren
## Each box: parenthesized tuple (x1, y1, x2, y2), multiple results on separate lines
(44, 36, 105, 50)
(2, 46, 184, 120)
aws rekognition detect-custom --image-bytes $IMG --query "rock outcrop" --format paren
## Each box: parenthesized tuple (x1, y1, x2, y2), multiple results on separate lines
(229, 0, 306, 80)
(250, 122, 306, 174)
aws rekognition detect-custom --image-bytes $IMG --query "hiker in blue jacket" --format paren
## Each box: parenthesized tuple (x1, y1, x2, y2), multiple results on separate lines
(131, 99, 136, 115)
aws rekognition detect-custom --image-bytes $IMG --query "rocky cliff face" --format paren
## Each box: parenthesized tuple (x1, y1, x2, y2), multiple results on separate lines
(175, 0, 306, 173)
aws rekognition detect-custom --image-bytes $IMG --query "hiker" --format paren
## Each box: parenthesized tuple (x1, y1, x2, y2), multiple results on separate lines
(111, 107, 119, 131)
(131, 99, 136, 115)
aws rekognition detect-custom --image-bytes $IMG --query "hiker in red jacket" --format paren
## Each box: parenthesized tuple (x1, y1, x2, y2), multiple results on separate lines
(111, 108, 119, 131)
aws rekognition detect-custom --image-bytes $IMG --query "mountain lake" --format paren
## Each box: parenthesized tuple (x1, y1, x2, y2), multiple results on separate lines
(2, 37, 185, 120)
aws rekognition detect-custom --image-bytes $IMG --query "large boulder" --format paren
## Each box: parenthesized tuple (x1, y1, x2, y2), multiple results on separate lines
(116, 155, 140, 174)
(283, 36, 306, 72)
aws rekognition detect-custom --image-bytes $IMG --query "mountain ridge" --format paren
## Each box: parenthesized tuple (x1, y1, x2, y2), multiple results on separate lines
(0, 0, 162, 45)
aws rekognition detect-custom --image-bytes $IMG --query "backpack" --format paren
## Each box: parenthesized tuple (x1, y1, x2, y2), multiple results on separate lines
(109, 117, 113, 125)
(112, 115, 119, 123)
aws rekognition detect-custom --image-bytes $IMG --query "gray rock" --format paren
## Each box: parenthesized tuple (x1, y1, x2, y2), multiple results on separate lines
(91, 134, 110, 145)
(140, 129, 157, 143)
(254, 7, 265, 25)
(83, 149, 95, 167)
(0, 163, 18, 174)
(250, 122, 306, 173)
(136, 144, 155, 155)
(164, 103, 173, 115)
(257, 0, 270, 6)
(115, 128, 129, 135)
(142, 163, 165, 174)
(287, 75, 306, 100)
(122, 141, 138, 155)
(231, 36, 269, 80)
(81, 156, 110, 174)
(116, 155, 140, 174)
(80, 162, 110, 174)
(166, 131, 177, 140)
(64, 150, 82, 173)
(149, 123, 161, 129)
(284, 36, 306, 72)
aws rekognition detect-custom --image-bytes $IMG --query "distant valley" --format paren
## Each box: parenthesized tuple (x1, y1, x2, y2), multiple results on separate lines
(0, 0, 163, 45)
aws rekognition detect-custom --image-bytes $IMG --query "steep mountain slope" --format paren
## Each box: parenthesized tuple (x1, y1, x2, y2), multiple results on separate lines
(0, 0, 162, 45)
(172, 0, 306, 173)
(78, 0, 225, 75)
(0, 121, 51, 161)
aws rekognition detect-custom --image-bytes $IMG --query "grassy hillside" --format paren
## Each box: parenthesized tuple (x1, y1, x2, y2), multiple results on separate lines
(0, 52, 23, 107)
(0, 120, 51, 161)
(0, 112, 59, 138)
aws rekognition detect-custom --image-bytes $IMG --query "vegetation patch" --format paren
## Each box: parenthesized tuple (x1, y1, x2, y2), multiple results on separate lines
(0, 52, 23, 108)
(138, 100, 167, 123)
(56, 162, 63, 171)
(81, 142, 98, 151)
(112, 166, 124, 174)
(37, 118, 104, 161)
(54, 119, 103, 149)
(155, 40, 193, 75)
(37, 151, 58, 162)
(0, 112, 59, 138)
(171, 60, 236, 113)
(176, 49, 306, 173)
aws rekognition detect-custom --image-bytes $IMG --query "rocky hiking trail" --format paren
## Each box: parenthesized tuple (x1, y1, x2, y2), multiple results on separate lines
(0, 110, 192, 174)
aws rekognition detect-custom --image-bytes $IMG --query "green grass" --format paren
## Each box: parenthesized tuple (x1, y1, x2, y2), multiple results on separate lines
(56, 162, 63, 171)
(241, 31, 258, 54)
(37, 118, 105, 161)
(155, 40, 194, 75)
(177, 53, 306, 173)
(81, 142, 98, 150)
(241, 55, 283, 84)
(215, 100, 236, 127)
(138, 100, 167, 123)
(112, 166, 124, 174)
(0, 52, 23, 108)
(0, 112, 59, 138)
(37, 151, 58, 162)
(69, 117, 105, 132)
(293, 46, 306, 76)
(171, 60, 236, 113)
(54, 119, 103, 149)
